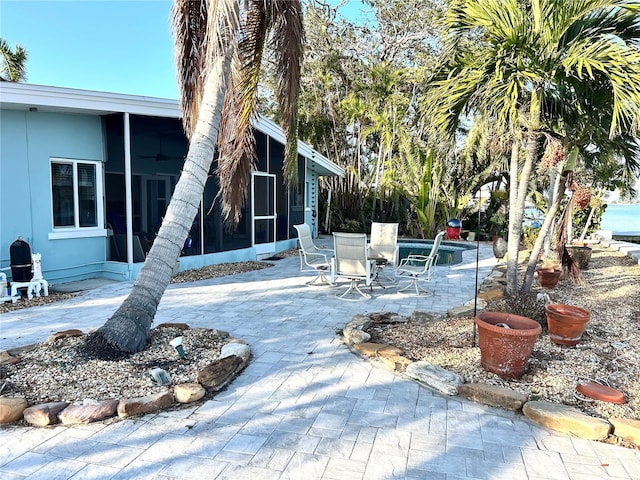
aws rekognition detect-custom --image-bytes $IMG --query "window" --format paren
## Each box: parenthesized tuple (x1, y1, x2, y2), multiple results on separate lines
(50, 158, 104, 237)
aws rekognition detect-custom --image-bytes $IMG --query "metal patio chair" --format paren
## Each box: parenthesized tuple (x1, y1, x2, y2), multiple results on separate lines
(331, 232, 376, 301)
(293, 223, 334, 285)
(368, 222, 399, 286)
(395, 230, 445, 296)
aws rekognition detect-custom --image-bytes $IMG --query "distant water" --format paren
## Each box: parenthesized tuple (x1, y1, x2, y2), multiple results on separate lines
(600, 204, 640, 234)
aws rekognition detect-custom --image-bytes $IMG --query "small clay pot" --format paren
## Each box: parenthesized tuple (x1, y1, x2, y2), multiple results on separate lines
(474, 312, 542, 379)
(545, 303, 590, 346)
(536, 268, 561, 289)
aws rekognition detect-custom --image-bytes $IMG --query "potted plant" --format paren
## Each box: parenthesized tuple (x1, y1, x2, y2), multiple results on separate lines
(474, 312, 542, 379)
(545, 303, 590, 346)
(536, 260, 562, 289)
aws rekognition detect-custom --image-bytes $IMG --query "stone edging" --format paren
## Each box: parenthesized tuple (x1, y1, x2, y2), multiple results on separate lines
(342, 307, 639, 448)
(0, 327, 251, 427)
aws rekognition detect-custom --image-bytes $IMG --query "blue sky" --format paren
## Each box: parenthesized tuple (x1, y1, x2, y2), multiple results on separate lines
(0, 0, 370, 100)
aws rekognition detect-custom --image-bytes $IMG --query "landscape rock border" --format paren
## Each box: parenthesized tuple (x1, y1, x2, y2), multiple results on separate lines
(0, 325, 251, 427)
(342, 280, 640, 449)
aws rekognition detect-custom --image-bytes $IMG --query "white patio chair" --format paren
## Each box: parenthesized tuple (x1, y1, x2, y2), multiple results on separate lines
(395, 230, 445, 296)
(293, 223, 334, 285)
(368, 222, 399, 286)
(331, 232, 375, 301)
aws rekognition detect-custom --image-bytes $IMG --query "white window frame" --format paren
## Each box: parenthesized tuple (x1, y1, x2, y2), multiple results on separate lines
(48, 157, 106, 240)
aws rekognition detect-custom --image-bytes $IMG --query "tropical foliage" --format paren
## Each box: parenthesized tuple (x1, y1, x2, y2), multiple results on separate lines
(0, 38, 27, 82)
(422, 0, 640, 293)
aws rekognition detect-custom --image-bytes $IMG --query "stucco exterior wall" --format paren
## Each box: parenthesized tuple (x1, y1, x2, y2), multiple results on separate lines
(1, 110, 106, 282)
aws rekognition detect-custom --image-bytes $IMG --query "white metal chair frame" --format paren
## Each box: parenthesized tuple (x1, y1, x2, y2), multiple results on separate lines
(368, 222, 399, 286)
(395, 230, 445, 296)
(331, 232, 375, 301)
(293, 224, 334, 286)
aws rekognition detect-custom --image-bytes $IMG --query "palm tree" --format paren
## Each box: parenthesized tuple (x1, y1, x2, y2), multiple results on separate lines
(85, 0, 304, 357)
(0, 38, 27, 82)
(424, 0, 640, 293)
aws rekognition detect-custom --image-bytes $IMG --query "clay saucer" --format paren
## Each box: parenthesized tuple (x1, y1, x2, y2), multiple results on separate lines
(576, 382, 626, 404)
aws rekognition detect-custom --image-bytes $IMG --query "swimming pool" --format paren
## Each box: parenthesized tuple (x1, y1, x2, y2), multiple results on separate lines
(397, 241, 476, 265)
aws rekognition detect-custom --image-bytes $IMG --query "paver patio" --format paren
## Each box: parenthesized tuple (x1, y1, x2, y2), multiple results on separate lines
(1, 241, 639, 479)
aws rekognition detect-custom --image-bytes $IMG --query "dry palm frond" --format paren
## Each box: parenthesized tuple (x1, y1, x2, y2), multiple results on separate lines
(216, 0, 304, 228)
(171, 0, 240, 138)
(555, 172, 584, 285)
(269, 0, 304, 181)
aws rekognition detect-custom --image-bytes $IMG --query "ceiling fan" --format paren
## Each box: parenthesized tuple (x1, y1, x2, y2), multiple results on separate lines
(138, 136, 184, 162)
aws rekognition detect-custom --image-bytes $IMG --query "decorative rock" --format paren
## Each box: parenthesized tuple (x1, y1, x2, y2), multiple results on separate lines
(23, 402, 69, 426)
(369, 312, 405, 324)
(410, 311, 439, 323)
(0, 350, 21, 365)
(405, 361, 464, 396)
(523, 401, 611, 441)
(342, 327, 371, 345)
(117, 391, 174, 418)
(610, 418, 640, 445)
(7, 343, 38, 356)
(488, 270, 505, 279)
(377, 351, 412, 372)
(353, 342, 400, 358)
(458, 383, 527, 411)
(478, 287, 505, 301)
(156, 322, 190, 330)
(220, 342, 251, 365)
(174, 383, 206, 404)
(447, 304, 477, 317)
(198, 355, 242, 389)
(45, 329, 83, 344)
(349, 314, 372, 329)
(464, 298, 487, 309)
(0, 396, 29, 424)
(59, 399, 119, 425)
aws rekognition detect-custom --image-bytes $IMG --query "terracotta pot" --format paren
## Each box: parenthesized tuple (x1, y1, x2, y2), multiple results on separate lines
(536, 268, 561, 289)
(566, 245, 592, 269)
(545, 303, 590, 346)
(474, 312, 542, 379)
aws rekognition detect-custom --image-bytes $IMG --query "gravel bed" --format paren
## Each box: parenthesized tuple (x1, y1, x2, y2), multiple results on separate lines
(369, 246, 640, 425)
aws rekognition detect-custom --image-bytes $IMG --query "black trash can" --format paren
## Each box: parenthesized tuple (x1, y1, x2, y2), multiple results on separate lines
(10, 237, 33, 282)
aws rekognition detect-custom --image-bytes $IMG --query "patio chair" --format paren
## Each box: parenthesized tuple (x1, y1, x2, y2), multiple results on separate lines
(395, 230, 445, 296)
(293, 223, 334, 285)
(368, 222, 399, 285)
(331, 232, 376, 301)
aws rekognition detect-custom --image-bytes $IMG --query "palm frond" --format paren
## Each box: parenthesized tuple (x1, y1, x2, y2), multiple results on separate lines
(171, 0, 240, 138)
(269, 0, 304, 181)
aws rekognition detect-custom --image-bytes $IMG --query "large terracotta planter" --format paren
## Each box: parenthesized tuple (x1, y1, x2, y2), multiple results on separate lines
(536, 267, 561, 289)
(545, 303, 590, 346)
(474, 312, 542, 379)
(566, 245, 592, 269)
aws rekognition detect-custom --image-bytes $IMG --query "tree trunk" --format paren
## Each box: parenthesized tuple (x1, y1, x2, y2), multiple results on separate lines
(505, 138, 520, 294)
(504, 130, 537, 294)
(521, 171, 567, 292)
(85, 51, 233, 358)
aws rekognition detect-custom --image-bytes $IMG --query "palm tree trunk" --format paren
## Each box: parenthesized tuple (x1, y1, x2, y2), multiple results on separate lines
(505, 138, 520, 293)
(521, 170, 567, 292)
(85, 50, 233, 357)
(504, 130, 537, 294)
